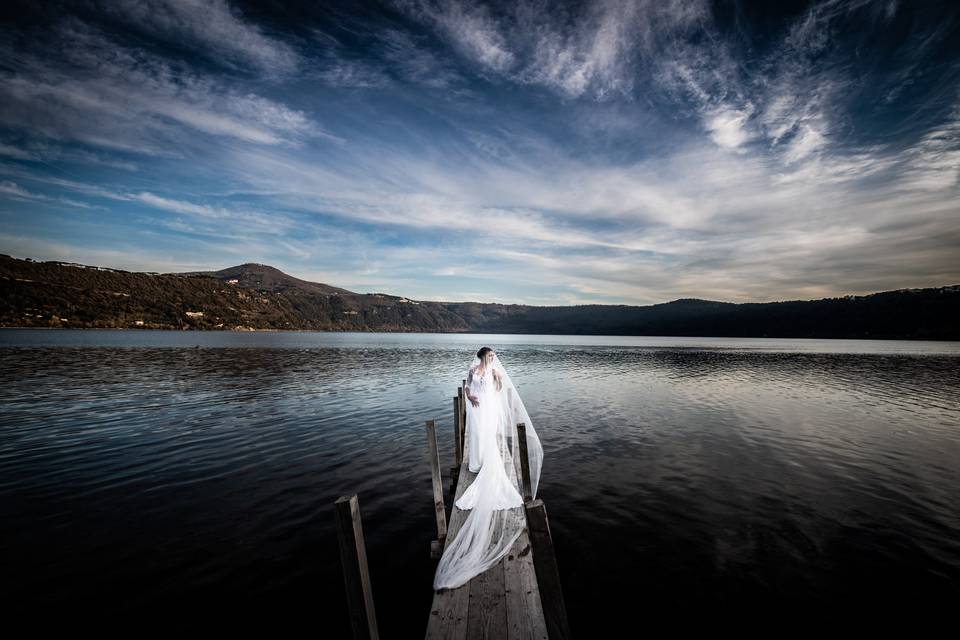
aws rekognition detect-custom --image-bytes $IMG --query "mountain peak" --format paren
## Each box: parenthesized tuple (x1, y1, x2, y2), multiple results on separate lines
(178, 262, 356, 296)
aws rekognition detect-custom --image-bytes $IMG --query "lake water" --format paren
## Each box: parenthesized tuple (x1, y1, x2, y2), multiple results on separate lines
(1, 329, 958, 634)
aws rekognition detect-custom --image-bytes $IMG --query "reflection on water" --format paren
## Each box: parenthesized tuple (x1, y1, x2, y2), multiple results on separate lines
(1, 330, 958, 633)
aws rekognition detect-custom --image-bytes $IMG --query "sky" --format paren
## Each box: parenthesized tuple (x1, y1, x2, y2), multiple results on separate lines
(0, 0, 958, 305)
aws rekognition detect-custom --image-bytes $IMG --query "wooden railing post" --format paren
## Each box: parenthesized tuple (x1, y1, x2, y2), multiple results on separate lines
(525, 499, 571, 640)
(452, 395, 462, 470)
(459, 379, 467, 452)
(516, 422, 533, 503)
(426, 419, 447, 559)
(334, 494, 380, 640)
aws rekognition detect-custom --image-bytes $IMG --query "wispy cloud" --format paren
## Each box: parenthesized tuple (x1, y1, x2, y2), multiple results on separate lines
(0, 231, 243, 273)
(132, 191, 303, 234)
(0, 140, 138, 170)
(0, 165, 303, 238)
(395, 0, 707, 100)
(415, 0, 516, 73)
(0, 19, 335, 154)
(899, 104, 960, 191)
(705, 106, 755, 150)
(102, 0, 300, 75)
(376, 28, 464, 89)
(0, 180, 98, 209)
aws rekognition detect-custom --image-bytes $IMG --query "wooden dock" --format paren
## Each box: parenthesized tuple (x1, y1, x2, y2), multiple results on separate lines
(425, 426, 547, 638)
(335, 381, 569, 640)
(424, 383, 570, 639)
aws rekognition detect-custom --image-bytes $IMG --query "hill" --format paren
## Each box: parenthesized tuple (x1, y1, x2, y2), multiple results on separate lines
(1, 254, 957, 339)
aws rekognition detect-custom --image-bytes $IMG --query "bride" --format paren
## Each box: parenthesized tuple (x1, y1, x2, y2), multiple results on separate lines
(432, 347, 544, 591)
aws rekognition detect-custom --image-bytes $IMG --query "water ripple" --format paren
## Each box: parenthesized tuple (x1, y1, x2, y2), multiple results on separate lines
(0, 333, 958, 633)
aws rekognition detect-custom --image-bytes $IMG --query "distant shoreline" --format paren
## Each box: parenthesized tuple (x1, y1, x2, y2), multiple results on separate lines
(1, 326, 957, 342)
(3, 255, 957, 341)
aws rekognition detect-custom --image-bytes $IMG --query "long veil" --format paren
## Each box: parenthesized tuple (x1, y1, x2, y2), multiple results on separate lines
(432, 352, 544, 591)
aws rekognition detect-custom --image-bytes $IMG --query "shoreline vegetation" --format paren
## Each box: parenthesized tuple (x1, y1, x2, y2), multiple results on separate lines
(2, 254, 958, 340)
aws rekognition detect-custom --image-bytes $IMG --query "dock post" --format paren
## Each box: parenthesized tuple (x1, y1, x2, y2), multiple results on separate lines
(425, 419, 447, 559)
(525, 498, 571, 640)
(334, 494, 380, 640)
(452, 395, 462, 471)
(459, 379, 466, 451)
(516, 422, 533, 503)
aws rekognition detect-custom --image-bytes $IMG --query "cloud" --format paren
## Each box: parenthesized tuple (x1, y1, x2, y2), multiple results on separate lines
(309, 24, 471, 93)
(898, 105, 960, 191)
(131, 191, 301, 234)
(392, 0, 854, 173)
(644, 0, 855, 169)
(781, 121, 828, 163)
(705, 106, 755, 150)
(0, 166, 134, 200)
(0, 163, 303, 236)
(425, 1, 515, 72)
(313, 58, 394, 89)
(375, 28, 465, 89)
(0, 180, 98, 209)
(0, 143, 34, 160)
(0, 140, 138, 170)
(394, 0, 707, 100)
(0, 232, 220, 273)
(103, 0, 300, 75)
(0, 20, 334, 155)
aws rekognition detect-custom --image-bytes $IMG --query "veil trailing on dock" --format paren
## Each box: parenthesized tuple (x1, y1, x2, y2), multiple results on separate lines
(432, 351, 544, 591)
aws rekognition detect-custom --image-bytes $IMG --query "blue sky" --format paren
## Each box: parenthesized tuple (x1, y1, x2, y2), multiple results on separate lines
(0, 0, 958, 305)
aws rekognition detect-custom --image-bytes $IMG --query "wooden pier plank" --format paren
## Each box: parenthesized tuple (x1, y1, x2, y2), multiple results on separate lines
(425, 429, 476, 640)
(504, 529, 546, 640)
(503, 443, 547, 640)
(466, 557, 507, 639)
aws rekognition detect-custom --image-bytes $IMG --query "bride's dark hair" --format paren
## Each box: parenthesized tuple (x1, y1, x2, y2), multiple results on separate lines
(476, 346, 493, 359)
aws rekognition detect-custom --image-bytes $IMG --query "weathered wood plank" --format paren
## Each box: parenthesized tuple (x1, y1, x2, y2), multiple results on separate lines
(516, 422, 533, 503)
(503, 435, 548, 640)
(526, 499, 571, 640)
(504, 529, 547, 640)
(426, 419, 447, 558)
(466, 554, 507, 639)
(453, 395, 463, 468)
(459, 380, 466, 452)
(335, 494, 380, 640)
(426, 417, 478, 640)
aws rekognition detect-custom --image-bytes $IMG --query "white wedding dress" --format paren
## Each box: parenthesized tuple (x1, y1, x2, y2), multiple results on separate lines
(432, 352, 544, 591)
(455, 365, 524, 511)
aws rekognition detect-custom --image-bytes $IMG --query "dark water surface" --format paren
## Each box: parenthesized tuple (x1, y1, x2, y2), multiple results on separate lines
(1, 330, 958, 634)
